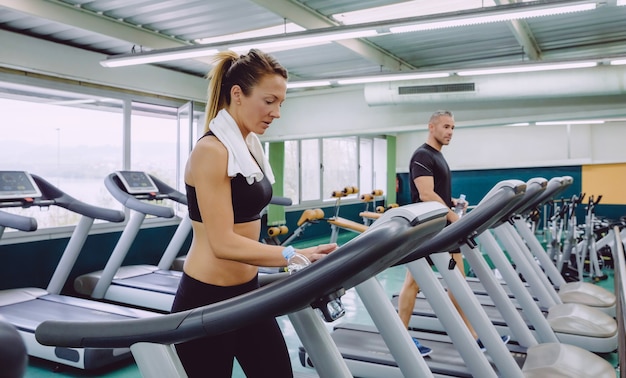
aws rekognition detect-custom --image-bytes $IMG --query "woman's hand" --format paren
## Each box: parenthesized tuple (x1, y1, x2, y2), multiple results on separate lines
(298, 243, 337, 263)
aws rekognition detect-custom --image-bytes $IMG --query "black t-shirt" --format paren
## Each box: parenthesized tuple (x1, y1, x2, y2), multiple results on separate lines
(409, 143, 453, 208)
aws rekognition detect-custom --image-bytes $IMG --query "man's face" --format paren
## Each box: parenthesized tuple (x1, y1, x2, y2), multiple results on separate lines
(430, 115, 455, 146)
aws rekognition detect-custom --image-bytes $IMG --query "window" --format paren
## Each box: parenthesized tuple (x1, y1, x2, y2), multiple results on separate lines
(373, 137, 388, 194)
(323, 137, 359, 200)
(360, 138, 374, 195)
(284, 136, 387, 205)
(131, 102, 179, 188)
(300, 139, 321, 202)
(0, 79, 197, 229)
(0, 86, 124, 227)
(284, 140, 300, 205)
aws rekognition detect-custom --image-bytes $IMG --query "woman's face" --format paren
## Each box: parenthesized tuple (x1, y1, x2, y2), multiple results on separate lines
(234, 74, 287, 136)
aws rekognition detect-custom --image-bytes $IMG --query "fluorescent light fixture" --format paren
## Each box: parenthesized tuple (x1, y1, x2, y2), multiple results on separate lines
(101, 47, 219, 67)
(536, 120, 605, 125)
(618, 0, 626, 5)
(457, 61, 597, 76)
(333, 0, 497, 25)
(610, 59, 626, 65)
(506, 122, 531, 127)
(390, 3, 596, 33)
(230, 41, 332, 55)
(287, 80, 332, 89)
(337, 72, 450, 85)
(196, 23, 305, 44)
(286, 71, 450, 88)
(102, 28, 377, 67)
(229, 29, 378, 52)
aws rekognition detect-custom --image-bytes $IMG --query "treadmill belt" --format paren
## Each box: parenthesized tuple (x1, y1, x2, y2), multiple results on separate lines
(446, 276, 539, 302)
(112, 270, 181, 295)
(0, 297, 152, 331)
(328, 323, 526, 377)
(390, 296, 535, 329)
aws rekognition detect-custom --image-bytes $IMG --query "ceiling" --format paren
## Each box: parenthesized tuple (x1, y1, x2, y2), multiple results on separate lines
(1, 0, 626, 86)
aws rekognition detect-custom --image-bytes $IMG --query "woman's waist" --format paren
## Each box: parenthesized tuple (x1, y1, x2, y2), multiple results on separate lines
(184, 252, 258, 286)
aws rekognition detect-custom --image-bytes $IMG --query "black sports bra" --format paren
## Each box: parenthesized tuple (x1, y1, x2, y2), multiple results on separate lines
(186, 131, 273, 224)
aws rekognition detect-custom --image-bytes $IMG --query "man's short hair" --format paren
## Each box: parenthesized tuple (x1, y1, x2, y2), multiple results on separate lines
(429, 110, 454, 124)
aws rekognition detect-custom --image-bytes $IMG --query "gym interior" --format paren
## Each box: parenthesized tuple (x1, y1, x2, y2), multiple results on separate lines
(1, 1, 625, 377)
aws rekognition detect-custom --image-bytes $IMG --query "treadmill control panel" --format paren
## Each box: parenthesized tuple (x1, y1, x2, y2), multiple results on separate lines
(0, 171, 42, 200)
(115, 171, 158, 194)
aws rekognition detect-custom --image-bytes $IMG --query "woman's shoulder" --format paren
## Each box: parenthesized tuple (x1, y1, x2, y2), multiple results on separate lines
(193, 134, 227, 157)
(188, 135, 228, 176)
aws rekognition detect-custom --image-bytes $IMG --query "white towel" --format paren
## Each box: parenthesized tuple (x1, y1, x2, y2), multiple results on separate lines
(209, 109, 275, 185)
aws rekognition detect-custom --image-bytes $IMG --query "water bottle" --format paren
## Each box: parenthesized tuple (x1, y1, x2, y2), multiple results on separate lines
(287, 253, 311, 274)
(454, 194, 467, 218)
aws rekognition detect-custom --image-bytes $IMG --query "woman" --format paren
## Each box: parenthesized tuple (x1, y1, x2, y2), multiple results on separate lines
(171, 49, 337, 377)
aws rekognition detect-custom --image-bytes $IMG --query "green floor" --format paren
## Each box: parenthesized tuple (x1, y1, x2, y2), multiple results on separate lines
(23, 230, 621, 377)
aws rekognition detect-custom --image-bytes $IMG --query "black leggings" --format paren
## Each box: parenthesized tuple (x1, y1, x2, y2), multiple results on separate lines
(171, 273, 293, 378)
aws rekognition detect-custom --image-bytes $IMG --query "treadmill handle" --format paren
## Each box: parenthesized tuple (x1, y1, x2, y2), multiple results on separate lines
(30, 175, 125, 223)
(105, 174, 174, 218)
(0, 210, 37, 231)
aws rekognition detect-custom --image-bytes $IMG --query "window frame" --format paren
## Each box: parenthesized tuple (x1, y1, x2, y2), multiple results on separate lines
(0, 72, 202, 241)
(284, 136, 387, 209)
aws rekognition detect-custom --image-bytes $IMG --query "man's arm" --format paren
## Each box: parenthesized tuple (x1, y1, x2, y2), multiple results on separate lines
(413, 176, 460, 223)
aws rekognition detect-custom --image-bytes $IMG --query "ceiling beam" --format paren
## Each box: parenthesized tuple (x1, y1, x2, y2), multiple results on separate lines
(248, 0, 417, 71)
(496, 0, 542, 61)
(0, 0, 189, 49)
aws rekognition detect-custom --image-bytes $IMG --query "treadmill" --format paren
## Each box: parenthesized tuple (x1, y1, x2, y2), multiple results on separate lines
(396, 177, 618, 353)
(304, 180, 616, 378)
(0, 171, 159, 370)
(74, 171, 189, 312)
(507, 177, 616, 315)
(75, 171, 299, 311)
(393, 178, 551, 338)
(430, 176, 568, 304)
(36, 201, 451, 378)
(459, 176, 614, 314)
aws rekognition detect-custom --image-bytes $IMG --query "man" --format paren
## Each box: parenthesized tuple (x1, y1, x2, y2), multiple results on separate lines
(398, 110, 509, 356)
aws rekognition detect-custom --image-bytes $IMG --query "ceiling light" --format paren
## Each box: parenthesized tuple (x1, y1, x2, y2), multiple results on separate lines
(536, 120, 605, 125)
(617, 0, 626, 5)
(390, 3, 596, 33)
(100, 47, 219, 67)
(196, 23, 305, 44)
(230, 41, 332, 55)
(610, 59, 626, 65)
(101, 28, 378, 68)
(457, 61, 597, 76)
(337, 72, 450, 85)
(333, 0, 501, 25)
(506, 122, 530, 127)
(228, 30, 379, 52)
(287, 80, 332, 89)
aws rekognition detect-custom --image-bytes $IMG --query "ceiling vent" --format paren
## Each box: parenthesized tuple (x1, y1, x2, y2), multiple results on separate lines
(398, 83, 475, 95)
(364, 65, 626, 106)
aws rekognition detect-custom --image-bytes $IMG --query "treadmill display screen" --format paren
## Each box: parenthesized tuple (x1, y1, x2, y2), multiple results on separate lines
(0, 171, 42, 200)
(115, 171, 159, 194)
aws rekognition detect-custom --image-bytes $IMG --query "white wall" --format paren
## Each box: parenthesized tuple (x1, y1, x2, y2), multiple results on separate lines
(398, 123, 626, 173)
(268, 85, 626, 172)
(3, 28, 625, 172)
